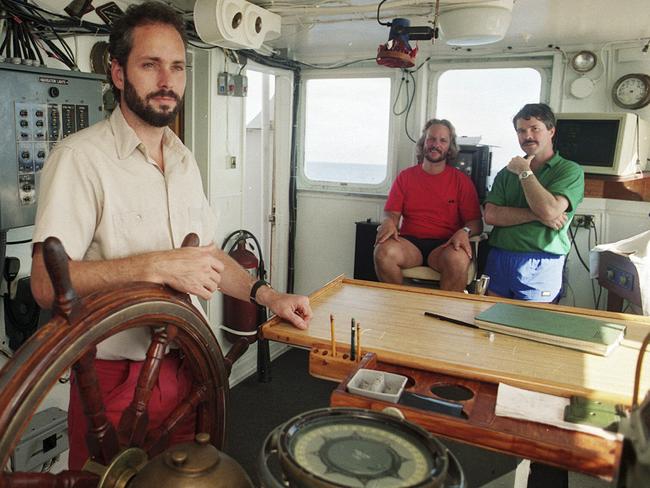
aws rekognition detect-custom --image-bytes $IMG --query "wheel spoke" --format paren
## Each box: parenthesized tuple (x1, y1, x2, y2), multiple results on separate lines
(42, 237, 79, 320)
(117, 326, 178, 447)
(1, 470, 98, 487)
(142, 384, 207, 456)
(73, 348, 120, 465)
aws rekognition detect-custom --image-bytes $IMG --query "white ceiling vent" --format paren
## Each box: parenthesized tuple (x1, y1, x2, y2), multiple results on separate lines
(193, 0, 281, 50)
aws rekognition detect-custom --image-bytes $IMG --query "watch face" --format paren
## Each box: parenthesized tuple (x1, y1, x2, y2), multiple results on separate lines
(613, 74, 650, 109)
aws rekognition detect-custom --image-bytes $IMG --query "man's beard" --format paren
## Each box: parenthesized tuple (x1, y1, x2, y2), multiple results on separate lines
(123, 75, 183, 128)
(424, 148, 447, 163)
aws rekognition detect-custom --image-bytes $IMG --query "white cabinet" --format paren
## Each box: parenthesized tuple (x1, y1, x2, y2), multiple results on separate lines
(603, 199, 650, 242)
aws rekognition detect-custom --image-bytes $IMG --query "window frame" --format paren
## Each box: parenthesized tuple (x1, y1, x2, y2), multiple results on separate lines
(427, 56, 553, 119)
(427, 56, 554, 186)
(297, 68, 399, 195)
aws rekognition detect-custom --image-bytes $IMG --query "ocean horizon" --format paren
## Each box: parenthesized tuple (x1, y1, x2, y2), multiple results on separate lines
(304, 161, 386, 184)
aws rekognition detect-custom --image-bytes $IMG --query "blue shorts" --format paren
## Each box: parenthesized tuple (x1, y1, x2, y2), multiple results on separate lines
(484, 248, 565, 302)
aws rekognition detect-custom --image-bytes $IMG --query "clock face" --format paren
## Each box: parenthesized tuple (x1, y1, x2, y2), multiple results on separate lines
(613, 74, 650, 109)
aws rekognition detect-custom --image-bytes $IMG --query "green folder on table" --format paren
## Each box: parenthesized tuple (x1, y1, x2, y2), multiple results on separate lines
(475, 304, 626, 356)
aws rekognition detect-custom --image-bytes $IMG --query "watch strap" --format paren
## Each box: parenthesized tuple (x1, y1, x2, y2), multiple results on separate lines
(250, 279, 271, 305)
(461, 226, 472, 235)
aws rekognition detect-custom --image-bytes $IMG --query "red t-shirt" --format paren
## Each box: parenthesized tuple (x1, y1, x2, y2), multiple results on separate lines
(384, 164, 481, 239)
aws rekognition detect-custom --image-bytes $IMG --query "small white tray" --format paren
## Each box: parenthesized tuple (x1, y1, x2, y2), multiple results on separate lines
(347, 369, 408, 403)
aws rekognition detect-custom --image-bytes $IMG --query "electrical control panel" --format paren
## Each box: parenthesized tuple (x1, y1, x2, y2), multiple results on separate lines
(0, 63, 104, 230)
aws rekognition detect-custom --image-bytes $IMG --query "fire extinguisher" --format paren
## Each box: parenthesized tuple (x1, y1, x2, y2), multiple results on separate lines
(221, 230, 266, 344)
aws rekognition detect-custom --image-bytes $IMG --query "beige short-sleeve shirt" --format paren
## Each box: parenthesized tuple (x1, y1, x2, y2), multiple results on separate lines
(33, 106, 217, 360)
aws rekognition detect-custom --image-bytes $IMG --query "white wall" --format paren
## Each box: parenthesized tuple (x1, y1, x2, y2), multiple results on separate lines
(186, 49, 293, 385)
(294, 193, 385, 295)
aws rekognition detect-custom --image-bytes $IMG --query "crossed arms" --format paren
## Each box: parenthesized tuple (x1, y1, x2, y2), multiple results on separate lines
(484, 169, 570, 230)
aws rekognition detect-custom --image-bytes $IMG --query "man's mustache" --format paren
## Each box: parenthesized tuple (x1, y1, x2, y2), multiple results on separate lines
(147, 90, 180, 102)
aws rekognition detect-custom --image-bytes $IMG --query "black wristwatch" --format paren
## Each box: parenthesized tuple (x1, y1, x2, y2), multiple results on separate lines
(250, 279, 271, 305)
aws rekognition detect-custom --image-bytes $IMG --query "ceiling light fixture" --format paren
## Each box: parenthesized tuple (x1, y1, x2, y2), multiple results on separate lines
(438, 0, 514, 47)
(570, 50, 597, 73)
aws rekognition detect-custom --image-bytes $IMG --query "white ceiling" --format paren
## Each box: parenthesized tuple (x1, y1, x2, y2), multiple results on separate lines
(170, 0, 650, 61)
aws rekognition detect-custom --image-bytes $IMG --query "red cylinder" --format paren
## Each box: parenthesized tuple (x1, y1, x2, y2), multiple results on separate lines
(223, 240, 259, 343)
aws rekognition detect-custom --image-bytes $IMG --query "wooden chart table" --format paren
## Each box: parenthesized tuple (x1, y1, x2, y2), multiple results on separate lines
(261, 276, 650, 480)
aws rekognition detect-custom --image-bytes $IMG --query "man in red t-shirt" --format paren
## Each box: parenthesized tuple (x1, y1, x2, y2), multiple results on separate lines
(374, 119, 482, 291)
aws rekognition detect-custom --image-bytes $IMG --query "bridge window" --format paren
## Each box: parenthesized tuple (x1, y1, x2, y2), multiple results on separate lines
(299, 75, 393, 192)
(435, 67, 542, 185)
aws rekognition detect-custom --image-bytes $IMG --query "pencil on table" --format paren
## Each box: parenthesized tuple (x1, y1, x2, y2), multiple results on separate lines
(350, 318, 356, 361)
(330, 314, 336, 356)
(356, 322, 361, 361)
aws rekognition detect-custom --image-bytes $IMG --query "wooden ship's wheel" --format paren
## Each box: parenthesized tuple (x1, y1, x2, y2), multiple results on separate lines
(0, 235, 250, 487)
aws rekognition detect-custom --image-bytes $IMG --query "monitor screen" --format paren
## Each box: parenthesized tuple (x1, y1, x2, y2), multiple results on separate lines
(555, 119, 619, 168)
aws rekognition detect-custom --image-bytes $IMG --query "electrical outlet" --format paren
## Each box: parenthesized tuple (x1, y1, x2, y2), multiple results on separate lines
(571, 214, 594, 229)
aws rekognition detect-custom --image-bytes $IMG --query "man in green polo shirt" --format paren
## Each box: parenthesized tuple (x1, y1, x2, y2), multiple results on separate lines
(483, 103, 584, 302)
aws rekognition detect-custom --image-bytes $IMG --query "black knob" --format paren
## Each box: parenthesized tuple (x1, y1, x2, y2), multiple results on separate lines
(49, 87, 59, 98)
(19, 110, 28, 117)
(37, 151, 45, 158)
(35, 110, 44, 117)
(21, 151, 30, 159)
(19, 120, 28, 127)
(35, 120, 43, 127)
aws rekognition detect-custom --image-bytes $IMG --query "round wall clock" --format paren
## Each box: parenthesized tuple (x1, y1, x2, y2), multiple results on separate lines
(612, 73, 650, 109)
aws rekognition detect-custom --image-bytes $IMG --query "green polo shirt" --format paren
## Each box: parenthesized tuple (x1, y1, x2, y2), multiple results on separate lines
(486, 152, 584, 255)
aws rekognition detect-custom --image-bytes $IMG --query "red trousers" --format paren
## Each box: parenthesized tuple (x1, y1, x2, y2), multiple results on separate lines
(67, 352, 195, 469)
